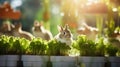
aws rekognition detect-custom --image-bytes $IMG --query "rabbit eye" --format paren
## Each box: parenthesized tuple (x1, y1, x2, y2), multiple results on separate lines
(63, 32, 66, 35)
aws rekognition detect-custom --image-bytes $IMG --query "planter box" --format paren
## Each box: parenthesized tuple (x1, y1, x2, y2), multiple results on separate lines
(22, 55, 48, 67)
(78, 57, 105, 67)
(0, 55, 120, 67)
(108, 57, 120, 67)
(0, 55, 19, 67)
(51, 56, 76, 67)
(0, 55, 48, 67)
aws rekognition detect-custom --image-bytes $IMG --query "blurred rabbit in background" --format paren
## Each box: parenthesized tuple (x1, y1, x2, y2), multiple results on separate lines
(0, 21, 14, 36)
(12, 22, 34, 40)
(77, 22, 99, 40)
(32, 20, 53, 41)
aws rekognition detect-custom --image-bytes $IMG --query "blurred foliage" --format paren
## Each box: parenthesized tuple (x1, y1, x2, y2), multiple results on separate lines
(29, 38, 47, 55)
(47, 39, 71, 56)
(0, 35, 120, 56)
(0, 35, 10, 55)
(105, 42, 119, 56)
(72, 35, 96, 56)
(0, 35, 30, 55)
(95, 37, 106, 56)
(105, 19, 115, 37)
(115, 26, 120, 32)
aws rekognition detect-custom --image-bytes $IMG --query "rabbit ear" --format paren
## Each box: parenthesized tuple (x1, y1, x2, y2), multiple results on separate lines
(57, 25, 63, 32)
(64, 24, 69, 30)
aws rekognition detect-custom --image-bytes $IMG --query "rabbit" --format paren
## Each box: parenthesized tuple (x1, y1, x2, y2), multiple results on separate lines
(32, 20, 53, 41)
(54, 24, 73, 45)
(77, 22, 98, 40)
(12, 22, 34, 40)
(0, 21, 14, 36)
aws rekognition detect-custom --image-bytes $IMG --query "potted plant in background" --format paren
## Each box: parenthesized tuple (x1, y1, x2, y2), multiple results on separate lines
(47, 39, 75, 67)
(0, 35, 29, 67)
(104, 39, 120, 67)
(21, 38, 48, 67)
(103, 19, 120, 67)
(0, 36, 18, 67)
(10, 37, 29, 67)
(0, 34, 120, 67)
(72, 35, 105, 67)
(0, 35, 11, 67)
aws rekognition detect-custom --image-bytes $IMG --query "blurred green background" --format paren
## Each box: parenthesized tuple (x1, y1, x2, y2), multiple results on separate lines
(0, 0, 120, 36)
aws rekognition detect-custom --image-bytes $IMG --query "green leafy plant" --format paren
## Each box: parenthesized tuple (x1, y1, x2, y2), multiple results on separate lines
(0, 35, 30, 55)
(11, 39, 21, 54)
(18, 38, 30, 54)
(105, 40, 119, 56)
(105, 20, 115, 37)
(0, 35, 10, 55)
(9, 37, 29, 55)
(47, 39, 71, 56)
(47, 40, 59, 55)
(95, 37, 106, 56)
(59, 41, 71, 56)
(73, 35, 96, 56)
(29, 38, 47, 55)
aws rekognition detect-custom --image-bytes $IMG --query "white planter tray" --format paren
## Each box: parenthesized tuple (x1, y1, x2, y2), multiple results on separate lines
(108, 57, 120, 67)
(0, 55, 120, 67)
(0, 55, 18, 67)
(78, 57, 105, 67)
(22, 55, 48, 67)
(51, 56, 76, 67)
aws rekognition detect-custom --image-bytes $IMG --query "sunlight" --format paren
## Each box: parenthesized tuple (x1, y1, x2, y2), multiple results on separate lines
(60, 12, 64, 16)
(86, 0, 100, 5)
(88, 0, 99, 3)
(112, 7, 118, 12)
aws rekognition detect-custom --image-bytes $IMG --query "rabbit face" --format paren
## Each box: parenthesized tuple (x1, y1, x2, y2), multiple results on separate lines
(59, 24, 72, 39)
(33, 25, 42, 32)
(33, 20, 43, 32)
(59, 29, 71, 38)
